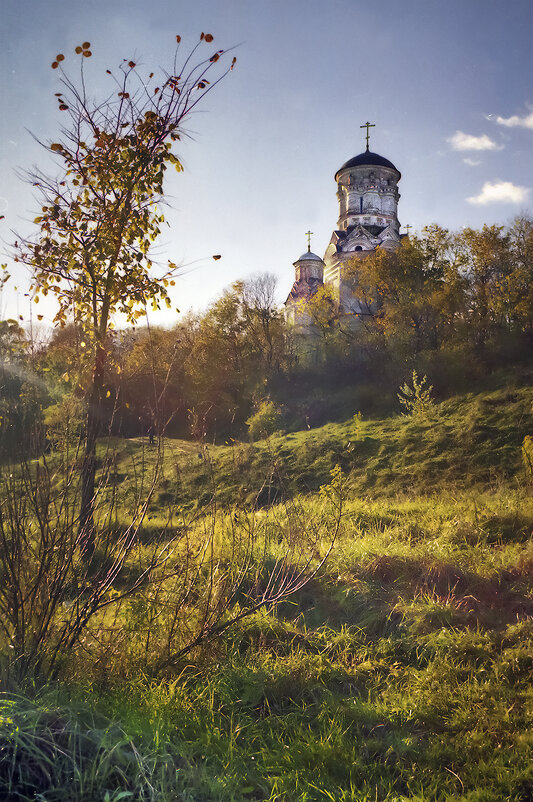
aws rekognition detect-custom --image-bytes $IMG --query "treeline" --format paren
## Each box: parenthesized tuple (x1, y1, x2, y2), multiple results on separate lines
(0, 216, 531, 451)
(304, 217, 533, 393)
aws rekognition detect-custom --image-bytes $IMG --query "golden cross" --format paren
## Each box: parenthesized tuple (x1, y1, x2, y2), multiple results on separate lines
(360, 121, 375, 151)
(305, 229, 313, 252)
(404, 224, 412, 235)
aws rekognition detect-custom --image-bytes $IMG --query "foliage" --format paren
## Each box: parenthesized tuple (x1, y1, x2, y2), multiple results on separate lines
(43, 392, 85, 450)
(246, 399, 283, 441)
(0, 438, 344, 684)
(0, 447, 167, 683)
(14, 35, 235, 533)
(16, 37, 234, 332)
(0, 321, 46, 458)
(397, 369, 435, 419)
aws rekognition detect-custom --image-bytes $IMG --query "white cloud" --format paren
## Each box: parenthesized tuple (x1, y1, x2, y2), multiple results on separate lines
(463, 158, 481, 166)
(467, 180, 530, 205)
(448, 130, 502, 151)
(494, 111, 533, 129)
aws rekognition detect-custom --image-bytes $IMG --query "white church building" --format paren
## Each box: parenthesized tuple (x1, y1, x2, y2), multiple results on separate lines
(285, 127, 403, 325)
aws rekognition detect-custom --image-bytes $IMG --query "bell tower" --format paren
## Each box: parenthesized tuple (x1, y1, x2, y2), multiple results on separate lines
(323, 127, 402, 313)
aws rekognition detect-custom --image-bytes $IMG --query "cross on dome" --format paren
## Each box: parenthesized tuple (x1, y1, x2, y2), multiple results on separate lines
(360, 121, 375, 151)
(305, 229, 313, 252)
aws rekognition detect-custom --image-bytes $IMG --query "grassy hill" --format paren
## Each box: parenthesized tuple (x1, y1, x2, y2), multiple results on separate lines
(102, 380, 533, 515)
(2, 380, 533, 801)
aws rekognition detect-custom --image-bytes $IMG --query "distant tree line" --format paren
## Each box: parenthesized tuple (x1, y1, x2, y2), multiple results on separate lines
(0, 216, 531, 453)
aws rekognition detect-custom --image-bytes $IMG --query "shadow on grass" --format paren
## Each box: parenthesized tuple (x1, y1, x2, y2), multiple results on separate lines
(276, 554, 533, 634)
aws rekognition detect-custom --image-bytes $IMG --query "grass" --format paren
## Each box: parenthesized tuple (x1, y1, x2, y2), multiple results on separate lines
(2, 380, 533, 800)
(87, 383, 532, 520)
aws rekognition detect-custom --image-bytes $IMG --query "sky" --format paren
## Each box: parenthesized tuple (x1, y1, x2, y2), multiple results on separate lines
(1, 0, 532, 328)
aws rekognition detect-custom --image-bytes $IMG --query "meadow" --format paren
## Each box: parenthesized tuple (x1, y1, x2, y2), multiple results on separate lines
(1, 374, 532, 801)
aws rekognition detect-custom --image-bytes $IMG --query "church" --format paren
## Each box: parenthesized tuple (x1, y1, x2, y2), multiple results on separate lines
(285, 124, 403, 325)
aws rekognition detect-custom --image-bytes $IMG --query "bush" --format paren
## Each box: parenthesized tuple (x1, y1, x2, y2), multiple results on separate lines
(246, 400, 283, 441)
(44, 393, 84, 451)
(398, 370, 435, 419)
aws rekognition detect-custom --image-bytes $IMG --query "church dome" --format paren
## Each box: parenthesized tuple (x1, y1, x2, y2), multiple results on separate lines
(294, 250, 324, 264)
(335, 150, 400, 179)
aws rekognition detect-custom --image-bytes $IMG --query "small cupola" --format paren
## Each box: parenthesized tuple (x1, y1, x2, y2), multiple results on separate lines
(293, 249, 324, 283)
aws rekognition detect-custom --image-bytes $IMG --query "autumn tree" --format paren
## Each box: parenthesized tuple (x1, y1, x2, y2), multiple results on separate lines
(15, 35, 235, 536)
(349, 227, 466, 356)
(458, 224, 513, 351)
(459, 218, 533, 346)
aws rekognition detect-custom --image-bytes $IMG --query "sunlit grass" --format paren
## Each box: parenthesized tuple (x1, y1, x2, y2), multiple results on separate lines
(2, 381, 532, 800)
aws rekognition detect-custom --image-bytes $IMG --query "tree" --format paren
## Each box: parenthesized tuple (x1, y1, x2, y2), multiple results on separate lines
(458, 224, 513, 351)
(505, 214, 533, 337)
(349, 228, 466, 356)
(240, 273, 285, 373)
(15, 35, 236, 537)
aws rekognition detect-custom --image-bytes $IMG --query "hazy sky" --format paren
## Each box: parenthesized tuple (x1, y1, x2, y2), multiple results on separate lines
(1, 0, 532, 326)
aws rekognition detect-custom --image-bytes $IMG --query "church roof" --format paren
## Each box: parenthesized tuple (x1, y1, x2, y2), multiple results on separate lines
(294, 250, 324, 264)
(285, 276, 323, 305)
(335, 150, 400, 179)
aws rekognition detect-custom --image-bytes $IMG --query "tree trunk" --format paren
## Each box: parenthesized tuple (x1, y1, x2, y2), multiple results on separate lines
(79, 342, 106, 552)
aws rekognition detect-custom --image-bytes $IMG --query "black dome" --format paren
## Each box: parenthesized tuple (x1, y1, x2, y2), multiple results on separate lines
(335, 150, 400, 179)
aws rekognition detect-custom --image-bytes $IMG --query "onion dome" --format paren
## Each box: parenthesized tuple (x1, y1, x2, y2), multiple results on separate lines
(293, 250, 324, 265)
(335, 150, 400, 180)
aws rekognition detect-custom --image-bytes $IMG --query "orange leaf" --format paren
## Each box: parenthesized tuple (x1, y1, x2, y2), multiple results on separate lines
(83, 50, 92, 57)
(82, 41, 90, 48)
(59, 104, 69, 110)
(56, 54, 64, 61)
(212, 254, 221, 260)
(200, 32, 205, 40)
(128, 60, 136, 68)
(75, 46, 82, 54)
(176, 35, 181, 43)
(51, 62, 58, 69)
(204, 33, 213, 42)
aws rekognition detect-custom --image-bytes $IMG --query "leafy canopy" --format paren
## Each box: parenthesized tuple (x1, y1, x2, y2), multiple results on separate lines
(15, 35, 236, 339)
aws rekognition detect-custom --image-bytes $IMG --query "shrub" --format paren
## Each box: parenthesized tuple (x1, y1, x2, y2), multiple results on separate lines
(246, 400, 283, 441)
(398, 370, 435, 419)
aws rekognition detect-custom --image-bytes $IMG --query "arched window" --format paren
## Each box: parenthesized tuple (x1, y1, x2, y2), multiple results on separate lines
(355, 246, 363, 251)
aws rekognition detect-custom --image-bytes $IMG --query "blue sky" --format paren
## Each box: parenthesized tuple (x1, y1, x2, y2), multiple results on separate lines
(1, 0, 532, 326)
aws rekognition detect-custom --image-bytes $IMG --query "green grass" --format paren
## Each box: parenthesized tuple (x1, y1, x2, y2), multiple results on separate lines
(90, 383, 532, 520)
(51, 488, 531, 801)
(3, 380, 533, 800)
